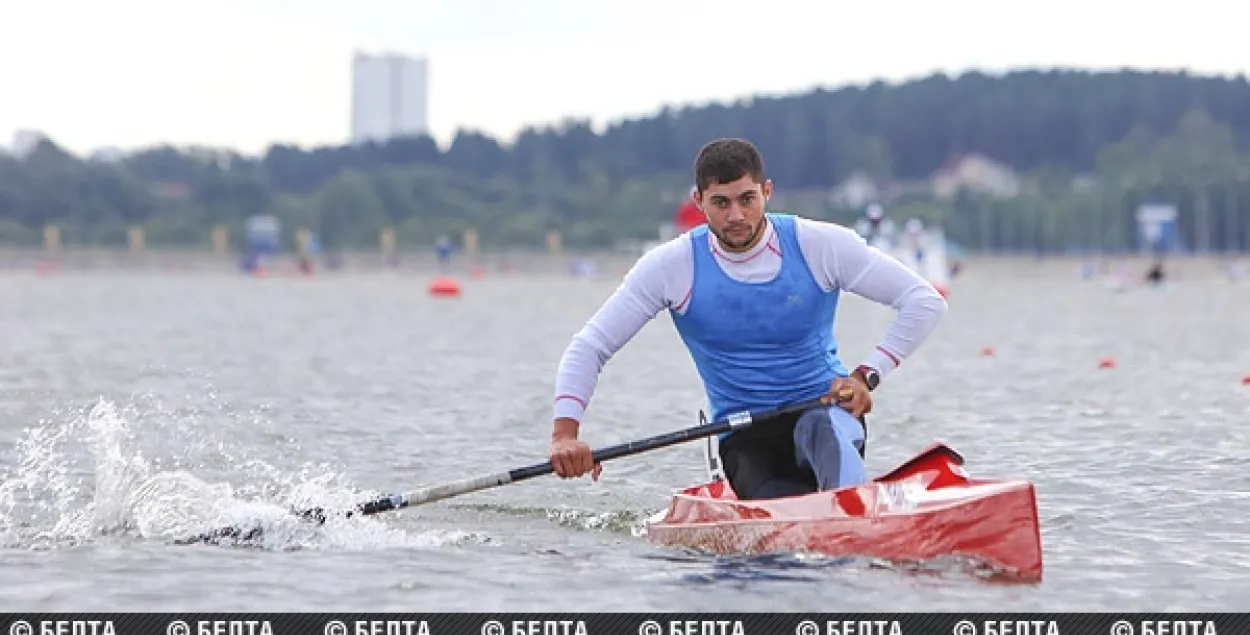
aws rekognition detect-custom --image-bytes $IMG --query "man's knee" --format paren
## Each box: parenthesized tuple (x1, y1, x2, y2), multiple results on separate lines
(826, 406, 866, 457)
(792, 407, 828, 451)
(794, 406, 863, 448)
(793, 405, 868, 488)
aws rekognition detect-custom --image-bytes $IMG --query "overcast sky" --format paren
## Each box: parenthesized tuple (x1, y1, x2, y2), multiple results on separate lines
(2, 0, 1245, 156)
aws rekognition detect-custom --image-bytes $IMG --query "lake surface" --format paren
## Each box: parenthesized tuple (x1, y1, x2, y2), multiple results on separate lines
(1, 259, 1248, 611)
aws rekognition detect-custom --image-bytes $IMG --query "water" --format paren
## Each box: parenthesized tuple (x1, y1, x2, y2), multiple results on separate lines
(1, 262, 1248, 611)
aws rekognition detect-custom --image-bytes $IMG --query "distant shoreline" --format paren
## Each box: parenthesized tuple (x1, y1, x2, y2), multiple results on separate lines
(0, 246, 1243, 278)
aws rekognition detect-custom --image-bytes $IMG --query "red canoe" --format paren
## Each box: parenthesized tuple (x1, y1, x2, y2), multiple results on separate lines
(644, 443, 1043, 582)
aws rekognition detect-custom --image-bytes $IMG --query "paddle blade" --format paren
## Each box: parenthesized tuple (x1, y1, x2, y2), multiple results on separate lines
(296, 507, 329, 523)
(172, 506, 331, 547)
(172, 524, 266, 546)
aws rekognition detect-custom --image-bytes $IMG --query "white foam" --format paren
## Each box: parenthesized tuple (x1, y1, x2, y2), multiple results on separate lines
(0, 397, 494, 552)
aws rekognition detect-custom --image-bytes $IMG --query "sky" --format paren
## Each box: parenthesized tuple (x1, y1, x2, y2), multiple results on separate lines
(2, 0, 1247, 157)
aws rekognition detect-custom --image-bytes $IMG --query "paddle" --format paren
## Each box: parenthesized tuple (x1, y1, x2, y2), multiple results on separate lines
(174, 394, 839, 546)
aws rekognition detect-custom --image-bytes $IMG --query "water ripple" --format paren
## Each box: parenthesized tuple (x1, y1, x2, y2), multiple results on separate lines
(1, 266, 1248, 610)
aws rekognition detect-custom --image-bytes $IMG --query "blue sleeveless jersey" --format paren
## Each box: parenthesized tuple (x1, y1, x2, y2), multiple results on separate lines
(671, 214, 848, 424)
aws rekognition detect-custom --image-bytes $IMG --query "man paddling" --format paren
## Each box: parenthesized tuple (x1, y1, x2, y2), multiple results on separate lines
(548, 138, 948, 500)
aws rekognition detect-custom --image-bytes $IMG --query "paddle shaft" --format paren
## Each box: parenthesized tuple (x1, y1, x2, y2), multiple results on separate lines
(344, 396, 830, 519)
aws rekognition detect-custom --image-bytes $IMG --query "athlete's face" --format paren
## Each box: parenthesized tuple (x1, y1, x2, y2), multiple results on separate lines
(695, 175, 772, 252)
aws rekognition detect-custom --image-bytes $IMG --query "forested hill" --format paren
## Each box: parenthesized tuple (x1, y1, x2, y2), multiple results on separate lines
(3, 68, 1250, 250)
(615, 69, 1250, 185)
(254, 68, 1250, 191)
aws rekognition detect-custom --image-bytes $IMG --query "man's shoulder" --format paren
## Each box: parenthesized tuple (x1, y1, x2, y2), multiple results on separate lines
(645, 230, 697, 257)
(627, 232, 694, 275)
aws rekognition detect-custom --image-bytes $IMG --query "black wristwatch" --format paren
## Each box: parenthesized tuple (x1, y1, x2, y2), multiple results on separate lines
(854, 365, 880, 391)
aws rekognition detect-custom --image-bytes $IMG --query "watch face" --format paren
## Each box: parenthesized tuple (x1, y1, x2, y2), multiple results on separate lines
(862, 370, 880, 390)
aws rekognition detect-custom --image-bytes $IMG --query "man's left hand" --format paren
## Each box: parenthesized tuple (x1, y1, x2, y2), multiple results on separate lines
(822, 375, 873, 418)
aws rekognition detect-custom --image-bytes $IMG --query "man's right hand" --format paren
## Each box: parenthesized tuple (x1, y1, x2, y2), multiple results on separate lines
(549, 418, 601, 480)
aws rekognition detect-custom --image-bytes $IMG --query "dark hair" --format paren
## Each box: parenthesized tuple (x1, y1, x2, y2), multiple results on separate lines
(693, 138, 766, 191)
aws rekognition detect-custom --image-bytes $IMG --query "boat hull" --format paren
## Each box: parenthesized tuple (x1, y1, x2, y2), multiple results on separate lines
(644, 443, 1042, 581)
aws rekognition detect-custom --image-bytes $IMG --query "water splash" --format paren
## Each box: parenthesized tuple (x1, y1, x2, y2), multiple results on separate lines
(0, 397, 491, 552)
(546, 507, 655, 536)
(455, 502, 656, 537)
(0, 403, 98, 548)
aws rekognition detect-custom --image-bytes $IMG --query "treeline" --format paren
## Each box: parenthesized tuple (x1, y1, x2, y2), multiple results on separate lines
(1, 68, 1249, 252)
(896, 108, 1250, 254)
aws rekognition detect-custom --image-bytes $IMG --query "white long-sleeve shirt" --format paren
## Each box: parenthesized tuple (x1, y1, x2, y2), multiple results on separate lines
(552, 216, 948, 422)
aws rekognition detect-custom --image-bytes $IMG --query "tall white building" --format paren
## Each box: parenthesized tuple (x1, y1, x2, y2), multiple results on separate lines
(9, 129, 46, 160)
(351, 52, 429, 144)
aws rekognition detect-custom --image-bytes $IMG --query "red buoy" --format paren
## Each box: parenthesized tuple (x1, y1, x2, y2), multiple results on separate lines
(428, 276, 461, 297)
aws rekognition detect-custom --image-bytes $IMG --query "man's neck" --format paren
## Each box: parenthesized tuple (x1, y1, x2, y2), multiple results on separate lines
(712, 217, 772, 255)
